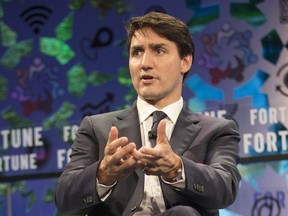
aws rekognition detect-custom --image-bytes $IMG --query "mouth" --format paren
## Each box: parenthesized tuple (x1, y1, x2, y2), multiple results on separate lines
(141, 74, 154, 81)
(140, 74, 155, 84)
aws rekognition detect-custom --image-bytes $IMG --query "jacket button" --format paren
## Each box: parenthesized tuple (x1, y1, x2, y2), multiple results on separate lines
(130, 205, 137, 212)
(83, 195, 93, 204)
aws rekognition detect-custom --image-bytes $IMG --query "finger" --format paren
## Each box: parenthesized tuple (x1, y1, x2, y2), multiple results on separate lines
(107, 126, 118, 145)
(121, 142, 136, 156)
(156, 119, 168, 144)
(122, 153, 138, 167)
(140, 156, 158, 166)
(125, 148, 140, 159)
(117, 149, 140, 172)
(106, 136, 128, 155)
(112, 142, 136, 163)
(137, 150, 159, 168)
(139, 146, 158, 157)
(139, 145, 165, 159)
(130, 149, 142, 160)
(138, 149, 156, 159)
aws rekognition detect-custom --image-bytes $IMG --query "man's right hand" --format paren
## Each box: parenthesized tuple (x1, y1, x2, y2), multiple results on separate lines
(97, 126, 140, 185)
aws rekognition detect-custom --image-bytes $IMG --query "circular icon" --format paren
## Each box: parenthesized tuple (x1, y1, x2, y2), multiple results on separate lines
(81, 27, 113, 60)
(276, 63, 288, 97)
(252, 196, 281, 216)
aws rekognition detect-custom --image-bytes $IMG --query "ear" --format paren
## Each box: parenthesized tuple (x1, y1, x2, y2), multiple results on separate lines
(180, 54, 193, 75)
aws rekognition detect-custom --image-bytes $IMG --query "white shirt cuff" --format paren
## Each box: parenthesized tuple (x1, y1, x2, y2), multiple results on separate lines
(96, 178, 117, 201)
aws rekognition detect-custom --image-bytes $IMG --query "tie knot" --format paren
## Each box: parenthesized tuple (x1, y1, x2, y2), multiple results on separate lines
(152, 111, 167, 124)
(149, 111, 167, 144)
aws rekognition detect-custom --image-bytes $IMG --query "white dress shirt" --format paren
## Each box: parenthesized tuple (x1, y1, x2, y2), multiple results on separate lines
(97, 97, 185, 215)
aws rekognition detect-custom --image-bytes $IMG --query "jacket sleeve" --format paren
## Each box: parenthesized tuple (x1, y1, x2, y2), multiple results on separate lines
(162, 118, 241, 211)
(55, 116, 105, 215)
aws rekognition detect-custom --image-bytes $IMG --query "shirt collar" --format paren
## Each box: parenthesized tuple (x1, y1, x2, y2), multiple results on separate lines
(137, 96, 183, 124)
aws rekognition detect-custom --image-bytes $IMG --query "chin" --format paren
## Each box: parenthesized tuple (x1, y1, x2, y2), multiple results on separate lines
(140, 89, 162, 99)
(141, 95, 159, 103)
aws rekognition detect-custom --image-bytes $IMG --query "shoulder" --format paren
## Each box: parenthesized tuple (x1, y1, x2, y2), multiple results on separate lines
(80, 105, 135, 127)
(89, 109, 127, 120)
(183, 106, 238, 129)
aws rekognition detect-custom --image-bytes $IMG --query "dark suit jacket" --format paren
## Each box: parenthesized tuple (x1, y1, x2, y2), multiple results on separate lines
(55, 102, 241, 216)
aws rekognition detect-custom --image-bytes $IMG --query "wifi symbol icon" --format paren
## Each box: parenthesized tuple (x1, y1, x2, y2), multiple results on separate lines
(20, 5, 53, 34)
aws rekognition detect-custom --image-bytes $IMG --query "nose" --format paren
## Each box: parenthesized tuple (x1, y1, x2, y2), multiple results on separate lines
(141, 52, 152, 71)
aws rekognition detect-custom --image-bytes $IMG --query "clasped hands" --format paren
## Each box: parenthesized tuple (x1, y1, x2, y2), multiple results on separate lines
(97, 119, 181, 185)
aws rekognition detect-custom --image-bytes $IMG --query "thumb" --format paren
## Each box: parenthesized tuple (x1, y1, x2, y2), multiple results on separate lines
(156, 119, 168, 144)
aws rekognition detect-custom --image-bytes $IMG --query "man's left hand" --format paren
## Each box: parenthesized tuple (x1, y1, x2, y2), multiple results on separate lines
(138, 119, 182, 180)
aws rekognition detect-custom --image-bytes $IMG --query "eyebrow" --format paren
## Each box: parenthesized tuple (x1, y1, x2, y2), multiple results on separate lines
(149, 43, 166, 49)
(130, 43, 167, 50)
(130, 44, 143, 50)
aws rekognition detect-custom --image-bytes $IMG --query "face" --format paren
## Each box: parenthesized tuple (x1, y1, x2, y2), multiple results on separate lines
(129, 28, 192, 108)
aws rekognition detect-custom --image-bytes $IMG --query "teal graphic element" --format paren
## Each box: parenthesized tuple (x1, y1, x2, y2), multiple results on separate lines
(233, 70, 269, 109)
(261, 29, 284, 65)
(185, 74, 224, 112)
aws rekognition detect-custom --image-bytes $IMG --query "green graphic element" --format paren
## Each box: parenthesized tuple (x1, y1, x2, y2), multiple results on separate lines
(68, 63, 113, 97)
(43, 180, 62, 216)
(0, 183, 7, 215)
(0, 5, 3, 19)
(55, 13, 74, 42)
(43, 188, 55, 203)
(116, 42, 136, 105)
(67, 63, 87, 97)
(69, 0, 126, 18)
(89, 70, 113, 87)
(40, 13, 75, 64)
(40, 37, 75, 65)
(117, 66, 136, 103)
(0, 75, 7, 101)
(90, 0, 126, 15)
(231, 2, 266, 27)
(0, 182, 36, 214)
(1, 12, 75, 68)
(42, 102, 75, 130)
(1, 107, 33, 128)
(187, 4, 220, 34)
(13, 181, 36, 213)
(69, 0, 86, 10)
(118, 66, 132, 87)
(123, 88, 136, 103)
(0, 22, 17, 47)
(0, 39, 33, 70)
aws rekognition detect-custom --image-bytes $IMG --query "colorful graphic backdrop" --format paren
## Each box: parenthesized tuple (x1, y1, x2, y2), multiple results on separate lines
(0, 0, 288, 215)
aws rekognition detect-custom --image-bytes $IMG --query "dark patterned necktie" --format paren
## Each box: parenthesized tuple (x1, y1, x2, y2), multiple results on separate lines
(149, 111, 167, 147)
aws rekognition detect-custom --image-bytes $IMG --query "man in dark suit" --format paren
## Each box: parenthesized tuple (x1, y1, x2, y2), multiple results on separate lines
(55, 12, 241, 216)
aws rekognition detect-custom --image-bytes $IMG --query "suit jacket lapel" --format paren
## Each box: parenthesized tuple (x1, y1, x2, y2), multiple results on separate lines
(113, 102, 143, 178)
(112, 103, 145, 214)
(113, 102, 142, 149)
(113, 103, 202, 156)
(170, 105, 202, 155)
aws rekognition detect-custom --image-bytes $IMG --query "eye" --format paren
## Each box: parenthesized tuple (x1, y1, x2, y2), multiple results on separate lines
(155, 47, 165, 55)
(131, 48, 143, 57)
